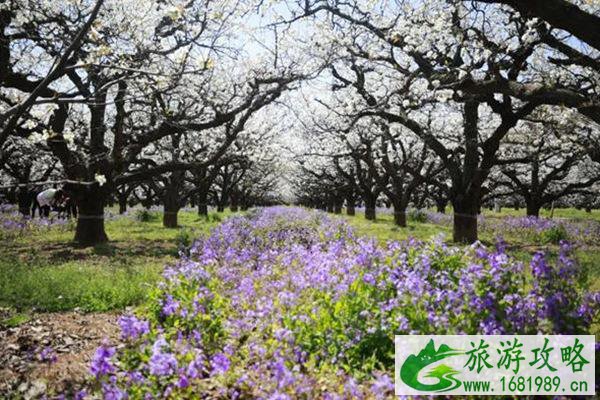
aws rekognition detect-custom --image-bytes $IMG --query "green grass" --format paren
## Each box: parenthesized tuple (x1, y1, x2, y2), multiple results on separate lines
(0, 313, 30, 328)
(481, 206, 600, 222)
(0, 209, 234, 317)
(340, 212, 452, 243)
(0, 258, 164, 313)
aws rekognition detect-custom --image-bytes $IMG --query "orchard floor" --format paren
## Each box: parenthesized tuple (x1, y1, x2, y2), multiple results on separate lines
(0, 206, 599, 396)
(0, 208, 232, 395)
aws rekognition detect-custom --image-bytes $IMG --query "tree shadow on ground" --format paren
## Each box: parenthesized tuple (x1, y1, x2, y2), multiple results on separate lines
(6, 239, 178, 264)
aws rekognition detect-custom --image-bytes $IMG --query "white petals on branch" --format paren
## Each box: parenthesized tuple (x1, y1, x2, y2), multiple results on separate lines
(94, 174, 107, 187)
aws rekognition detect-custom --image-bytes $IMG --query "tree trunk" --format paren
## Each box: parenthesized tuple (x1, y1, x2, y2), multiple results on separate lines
(452, 211, 478, 243)
(196, 191, 208, 217)
(326, 200, 334, 213)
(230, 195, 239, 212)
(526, 203, 541, 217)
(163, 210, 178, 228)
(333, 198, 343, 214)
(17, 188, 31, 216)
(74, 191, 108, 246)
(365, 207, 376, 220)
(118, 200, 127, 215)
(345, 195, 356, 215)
(394, 209, 407, 227)
(434, 196, 448, 214)
(163, 192, 180, 228)
(491, 200, 500, 213)
(118, 193, 127, 215)
(452, 190, 480, 243)
(217, 204, 225, 212)
(6, 187, 17, 204)
(364, 196, 377, 220)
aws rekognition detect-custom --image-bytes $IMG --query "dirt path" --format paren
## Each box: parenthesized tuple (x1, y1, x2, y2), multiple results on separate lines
(0, 311, 120, 398)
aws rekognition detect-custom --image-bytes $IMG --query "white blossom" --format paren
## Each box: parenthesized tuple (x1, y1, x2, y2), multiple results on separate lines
(95, 174, 107, 186)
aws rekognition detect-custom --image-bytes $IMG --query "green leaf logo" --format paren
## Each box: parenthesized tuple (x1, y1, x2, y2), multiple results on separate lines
(400, 339, 464, 392)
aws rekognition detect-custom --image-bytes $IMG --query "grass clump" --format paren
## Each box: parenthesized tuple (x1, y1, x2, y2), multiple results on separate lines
(539, 224, 569, 244)
(135, 209, 159, 222)
(407, 208, 428, 223)
(0, 313, 30, 327)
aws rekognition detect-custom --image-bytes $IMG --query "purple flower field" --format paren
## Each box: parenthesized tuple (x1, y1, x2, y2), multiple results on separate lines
(422, 210, 600, 246)
(85, 207, 599, 399)
(0, 204, 153, 240)
(0, 204, 72, 239)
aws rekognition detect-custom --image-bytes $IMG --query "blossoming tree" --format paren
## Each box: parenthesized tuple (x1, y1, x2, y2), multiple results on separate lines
(2, 0, 307, 245)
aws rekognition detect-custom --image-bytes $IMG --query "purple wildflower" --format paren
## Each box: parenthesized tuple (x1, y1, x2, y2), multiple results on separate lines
(90, 342, 116, 378)
(149, 339, 178, 377)
(210, 353, 230, 376)
(161, 294, 180, 316)
(118, 315, 150, 340)
(39, 346, 57, 363)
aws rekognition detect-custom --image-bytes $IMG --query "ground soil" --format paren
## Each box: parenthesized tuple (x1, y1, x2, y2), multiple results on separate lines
(0, 311, 120, 398)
